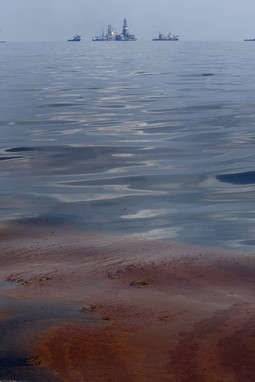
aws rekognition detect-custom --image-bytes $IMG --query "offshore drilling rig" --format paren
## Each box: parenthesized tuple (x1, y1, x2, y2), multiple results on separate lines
(115, 18, 137, 41)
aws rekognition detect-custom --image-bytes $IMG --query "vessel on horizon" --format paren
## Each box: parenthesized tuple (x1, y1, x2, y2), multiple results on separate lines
(244, 38, 255, 41)
(68, 33, 81, 42)
(115, 18, 137, 41)
(92, 25, 116, 41)
(152, 32, 179, 41)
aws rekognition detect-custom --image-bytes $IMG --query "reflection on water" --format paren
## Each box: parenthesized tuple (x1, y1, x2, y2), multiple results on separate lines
(217, 171, 255, 185)
(1, 41, 255, 251)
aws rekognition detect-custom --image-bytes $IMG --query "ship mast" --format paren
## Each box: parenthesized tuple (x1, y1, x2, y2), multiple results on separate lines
(122, 18, 128, 38)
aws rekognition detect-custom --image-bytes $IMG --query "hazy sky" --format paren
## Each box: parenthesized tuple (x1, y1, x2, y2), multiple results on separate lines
(1, 0, 255, 42)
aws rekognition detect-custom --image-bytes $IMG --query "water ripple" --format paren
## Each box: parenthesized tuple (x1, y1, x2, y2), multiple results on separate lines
(1, 41, 255, 251)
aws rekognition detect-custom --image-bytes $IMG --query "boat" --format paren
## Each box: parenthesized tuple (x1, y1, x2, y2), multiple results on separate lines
(115, 18, 137, 41)
(68, 33, 81, 42)
(152, 32, 179, 41)
(92, 25, 116, 41)
(244, 38, 255, 41)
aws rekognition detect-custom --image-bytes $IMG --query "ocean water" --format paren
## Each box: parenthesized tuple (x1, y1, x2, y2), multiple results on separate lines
(1, 40, 255, 252)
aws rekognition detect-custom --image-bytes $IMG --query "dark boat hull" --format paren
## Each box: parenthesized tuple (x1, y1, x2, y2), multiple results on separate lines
(152, 39, 178, 41)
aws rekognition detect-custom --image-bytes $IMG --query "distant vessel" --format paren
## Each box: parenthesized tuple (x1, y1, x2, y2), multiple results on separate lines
(115, 18, 137, 41)
(92, 25, 116, 41)
(244, 38, 255, 41)
(152, 32, 179, 41)
(68, 34, 81, 42)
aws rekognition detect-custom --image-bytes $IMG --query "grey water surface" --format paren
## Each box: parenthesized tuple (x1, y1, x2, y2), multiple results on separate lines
(1, 40, 255, 252)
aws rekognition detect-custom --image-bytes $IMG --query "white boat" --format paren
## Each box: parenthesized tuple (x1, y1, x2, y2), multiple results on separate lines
(152, 32, 179, 41)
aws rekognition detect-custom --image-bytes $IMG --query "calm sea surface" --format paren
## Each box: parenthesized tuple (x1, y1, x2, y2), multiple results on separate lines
(1, 41, 255, 252)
